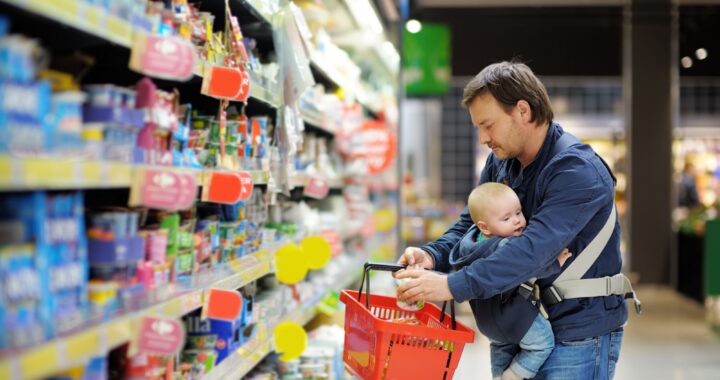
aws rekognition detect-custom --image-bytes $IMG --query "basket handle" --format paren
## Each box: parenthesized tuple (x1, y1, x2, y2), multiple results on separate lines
(357, 262, 457, 330)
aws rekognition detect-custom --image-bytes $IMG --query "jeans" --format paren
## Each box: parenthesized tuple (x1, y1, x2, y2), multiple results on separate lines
(533, 328, 624, 380)
(490, 314, 555, 379)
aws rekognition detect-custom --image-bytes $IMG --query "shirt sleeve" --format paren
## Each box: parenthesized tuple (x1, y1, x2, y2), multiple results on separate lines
(420, 207, 474, 273)
(447, 154, 614, 302)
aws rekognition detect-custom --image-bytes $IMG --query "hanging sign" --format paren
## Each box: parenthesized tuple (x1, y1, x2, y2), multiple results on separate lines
(357, 121, 396, 174)
(129, 168, 198, 210)
(275, 244, 308, 285)
(137, 316, 185, 355)
(338, 120, 396, 175)
(302, 176, 330, 199)
(202, 171, 253, 204)
(129, 34, 195, 81)
(273, 322, 308, 362)
(201, 66, 251, 101)
(201, 288, 243, 321)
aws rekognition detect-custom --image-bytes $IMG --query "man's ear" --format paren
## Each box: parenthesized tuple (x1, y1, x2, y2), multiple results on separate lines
(516, 100, 532, 123)
(477, 221, 492, 237)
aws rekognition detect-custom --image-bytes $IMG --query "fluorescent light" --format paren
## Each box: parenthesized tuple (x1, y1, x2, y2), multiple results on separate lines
(406, 19, 422, 34)
(345, 0, 383, 35)
(696, 48, 708, 60)
(380, 41, 400, 72)
(681, 56, 693, 69)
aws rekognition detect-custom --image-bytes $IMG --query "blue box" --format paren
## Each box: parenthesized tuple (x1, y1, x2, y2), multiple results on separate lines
(186, 315, 244, 363)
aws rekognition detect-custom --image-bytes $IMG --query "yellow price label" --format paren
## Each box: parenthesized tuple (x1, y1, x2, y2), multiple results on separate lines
(181, 291, 202, 314)
(106, 16, 132, 45)
(52, 0, 79, 19)
(23, 159, 74, 186)
(0, 360, 13, 380)
(107, 319, 132, 348)
(108, 163, 131, 185)
(21, 344, 60, 380)
(66, 330, 98, 363)
(0, 156, 13, 185)
(82, 161, 103, 184)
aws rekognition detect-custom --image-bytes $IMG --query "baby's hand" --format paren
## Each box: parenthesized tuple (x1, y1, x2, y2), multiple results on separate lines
(558, 248, 572, 267)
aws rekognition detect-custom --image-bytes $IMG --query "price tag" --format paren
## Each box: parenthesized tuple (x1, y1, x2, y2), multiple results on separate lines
(303, 176, 329, 199)
(201, 66, 250, 101)
(137, 316, 184, 355)
(202, 171, 253, 204)
(129, 168, 198, 210)
(202, 288, 243, 321)
(129, 33, 195, 81)
(181, 292, 202, 314)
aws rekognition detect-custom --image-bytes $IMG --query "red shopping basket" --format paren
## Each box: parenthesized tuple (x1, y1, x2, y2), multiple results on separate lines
(340, 263, 475, 380)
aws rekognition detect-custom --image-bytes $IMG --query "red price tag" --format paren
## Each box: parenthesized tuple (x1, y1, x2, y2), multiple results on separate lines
(201, 66, 251, 101)
(238, 171, 254, 200)
(203, 171, 254, 204)
(202, 288, 243, 321)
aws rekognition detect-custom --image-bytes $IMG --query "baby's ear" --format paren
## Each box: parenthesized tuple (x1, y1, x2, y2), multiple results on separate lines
(477, 221, 491, 236)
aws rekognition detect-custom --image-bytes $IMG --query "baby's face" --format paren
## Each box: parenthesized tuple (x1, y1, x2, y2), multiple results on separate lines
(484, 192, 526, 237)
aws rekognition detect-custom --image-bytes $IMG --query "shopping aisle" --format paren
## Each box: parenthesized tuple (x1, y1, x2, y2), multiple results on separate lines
(453, 285, 720, 380)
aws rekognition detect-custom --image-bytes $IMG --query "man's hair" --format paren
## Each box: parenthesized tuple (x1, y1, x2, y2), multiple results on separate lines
(462, 61, 554, 125)
(468, 182, 516, 224)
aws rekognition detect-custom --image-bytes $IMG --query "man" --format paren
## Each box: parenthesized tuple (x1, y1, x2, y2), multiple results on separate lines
(396, 61, 628, 379)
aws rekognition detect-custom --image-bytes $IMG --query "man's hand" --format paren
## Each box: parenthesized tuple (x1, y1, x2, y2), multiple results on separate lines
(397, 247, 435, 270)
(395, 269, 453, 302)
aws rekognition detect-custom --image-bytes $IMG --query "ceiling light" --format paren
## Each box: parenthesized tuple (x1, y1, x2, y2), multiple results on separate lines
(406, 19, 422, 34)
(696, 48, 708, 60)
(681, 56, 693, 69)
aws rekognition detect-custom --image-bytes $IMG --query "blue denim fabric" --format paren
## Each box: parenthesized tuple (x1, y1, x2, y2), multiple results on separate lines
(534, 328, 624, 380)
(490, 314, 555, 378)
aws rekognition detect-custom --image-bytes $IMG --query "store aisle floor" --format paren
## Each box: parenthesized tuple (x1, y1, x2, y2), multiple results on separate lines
(453, 285, 720, 380)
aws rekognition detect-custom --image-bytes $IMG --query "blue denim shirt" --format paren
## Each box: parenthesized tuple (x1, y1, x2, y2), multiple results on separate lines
(423, 122, 628, 341)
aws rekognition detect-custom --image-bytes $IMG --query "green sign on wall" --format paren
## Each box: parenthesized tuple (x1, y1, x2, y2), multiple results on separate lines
(706, 219, 720, 296)
(403, 23, 451, 96)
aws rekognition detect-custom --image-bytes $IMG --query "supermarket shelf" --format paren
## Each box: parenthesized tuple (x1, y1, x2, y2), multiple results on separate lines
(202, 255, 365, 380)
(248, 78, 280, 109)
(0, 156, 269, 191)
(290, 173, 343, 191)
(310, 58, 346, 91)
(301, 111, 336, 137)
(0, 0, 134, 47)
(0, 249, 274, 380)
(0, 0, 279, 108)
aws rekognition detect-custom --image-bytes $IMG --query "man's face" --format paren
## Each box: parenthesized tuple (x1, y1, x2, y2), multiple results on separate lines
(468, 92, 529, 160)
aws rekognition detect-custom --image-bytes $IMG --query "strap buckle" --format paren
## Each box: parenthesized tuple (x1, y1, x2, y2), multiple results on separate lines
(541, 285, 563, 306)
(518, 282, 534, 301)
(626, 292, 643, 315)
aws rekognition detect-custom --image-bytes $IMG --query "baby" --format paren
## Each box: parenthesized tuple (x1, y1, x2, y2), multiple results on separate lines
(455, 182, 571, 380)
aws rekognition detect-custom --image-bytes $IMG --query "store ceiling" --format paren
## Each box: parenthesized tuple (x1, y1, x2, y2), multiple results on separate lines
(410, 2, 720, 77)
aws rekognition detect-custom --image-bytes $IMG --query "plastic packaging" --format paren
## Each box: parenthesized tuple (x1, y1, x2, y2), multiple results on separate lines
(395, 278, 425, 311)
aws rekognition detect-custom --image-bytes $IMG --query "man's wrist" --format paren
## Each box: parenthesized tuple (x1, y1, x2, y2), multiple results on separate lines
(421, 248, 436, 268)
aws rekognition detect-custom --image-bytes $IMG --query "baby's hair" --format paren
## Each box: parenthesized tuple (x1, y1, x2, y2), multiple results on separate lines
(468, 182, 516, 223)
